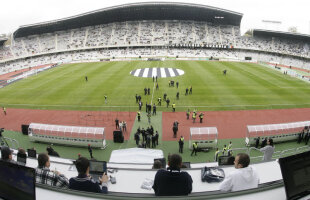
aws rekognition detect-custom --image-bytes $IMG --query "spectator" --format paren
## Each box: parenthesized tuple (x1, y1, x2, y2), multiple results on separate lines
(219, 153, 259, 192)
(152, 154, 192, 196)
(152, 160, 162, 169)
(69, 157, 108, 193)
(36, 153, 69, 188)
(47, 146, 60, 157)
(1, 146, 16, 163)
(259, 139, 274, 161)
(17, 148, 27, 165)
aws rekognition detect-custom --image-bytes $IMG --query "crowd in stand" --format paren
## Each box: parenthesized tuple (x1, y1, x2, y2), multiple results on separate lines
(1, 20, 309, 70)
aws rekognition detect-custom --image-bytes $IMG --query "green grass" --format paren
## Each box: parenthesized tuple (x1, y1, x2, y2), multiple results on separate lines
(0, 61, 309, 111)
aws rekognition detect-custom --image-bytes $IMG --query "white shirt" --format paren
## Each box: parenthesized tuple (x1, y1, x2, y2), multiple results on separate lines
(260, 145, 275, 161)
(219, 166, 260, 192)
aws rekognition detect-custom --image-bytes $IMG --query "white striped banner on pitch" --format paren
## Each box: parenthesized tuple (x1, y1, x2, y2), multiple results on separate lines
(130, 68, 184, 78)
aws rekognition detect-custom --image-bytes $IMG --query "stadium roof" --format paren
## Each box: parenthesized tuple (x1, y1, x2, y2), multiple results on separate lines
(253, 29, 310, 42)
(13, 2, 243, 38)
(0, 38, 8, 46)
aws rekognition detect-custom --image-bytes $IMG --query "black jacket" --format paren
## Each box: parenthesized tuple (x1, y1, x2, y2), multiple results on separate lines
(152, 168, 192, 196)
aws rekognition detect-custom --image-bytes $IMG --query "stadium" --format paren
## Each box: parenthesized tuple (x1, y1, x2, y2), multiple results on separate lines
(0, 2, 310, 200)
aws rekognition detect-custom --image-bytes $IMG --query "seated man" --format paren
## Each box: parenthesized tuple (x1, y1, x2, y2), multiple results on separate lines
(69, 157, 108, 194)
(219, 153, 259, 192)
(36, 153, 69, 188)
(152, 154, 192, 196)
(1, 146, 17, 163)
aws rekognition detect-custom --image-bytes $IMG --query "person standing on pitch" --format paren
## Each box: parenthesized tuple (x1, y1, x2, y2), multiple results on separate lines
(115, 118, 119, 129)
(186, 109, 190, 120)
(192, 112, 196, 123)
(199, 113, 204, 123)
(179, 136, 184, 153)
(85, 76, 88, 82)
(3, 107, 6, 115)
(88, 144, 93, 159)
(166, 98, 170, 108)
(137, 111, 141, 122)
(191, 142, 198, 156)
(153, 104, 157, 115)
(104, 95, 107, 104)
(172, 103, 176, 112)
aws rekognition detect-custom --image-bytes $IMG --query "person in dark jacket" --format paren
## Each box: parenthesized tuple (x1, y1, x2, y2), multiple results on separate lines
(69, 157, 108, 194)
(152, 154, 192, 196)
(46, 146, 60, 157)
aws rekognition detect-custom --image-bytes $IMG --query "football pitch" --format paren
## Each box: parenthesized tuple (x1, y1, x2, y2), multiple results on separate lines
(0, 60, 310, 111)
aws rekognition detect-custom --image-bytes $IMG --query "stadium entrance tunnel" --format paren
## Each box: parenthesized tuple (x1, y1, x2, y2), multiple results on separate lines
(130, 67, 185, 78)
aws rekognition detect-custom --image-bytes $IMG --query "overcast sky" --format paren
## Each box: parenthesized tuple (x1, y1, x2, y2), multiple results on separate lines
(0, 0, 309, 35)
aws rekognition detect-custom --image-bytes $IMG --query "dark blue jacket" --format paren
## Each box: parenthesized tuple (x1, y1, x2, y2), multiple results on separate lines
(152, 168, 192, 196)
(69, 174, 108, 194)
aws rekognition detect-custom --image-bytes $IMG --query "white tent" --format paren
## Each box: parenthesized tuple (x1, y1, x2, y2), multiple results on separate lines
(246, 121, 310, 145)
(109, 148, 164, 164)
(28, 123, 106, 148)
(189, 127, 218, 149)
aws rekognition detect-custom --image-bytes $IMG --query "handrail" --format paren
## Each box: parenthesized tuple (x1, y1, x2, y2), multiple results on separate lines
(218, 146, 310, 163)
(1, 137, 19, 149)
(36, 179, 284, 200)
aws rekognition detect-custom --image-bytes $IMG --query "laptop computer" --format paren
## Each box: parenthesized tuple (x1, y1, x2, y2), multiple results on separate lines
(279, 150, 310, 200)
(89, 160, 107, 182)
(27, 149, 37, 158)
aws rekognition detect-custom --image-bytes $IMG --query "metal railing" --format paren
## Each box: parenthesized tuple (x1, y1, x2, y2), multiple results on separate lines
(217, 146, 310, 163)
(0, 136, 19, 149)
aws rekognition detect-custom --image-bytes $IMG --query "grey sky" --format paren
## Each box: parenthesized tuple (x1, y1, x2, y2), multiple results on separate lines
(1, 0, 309, 35)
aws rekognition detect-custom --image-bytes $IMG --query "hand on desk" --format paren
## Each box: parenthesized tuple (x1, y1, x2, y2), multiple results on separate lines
(100, 173, 109, 184)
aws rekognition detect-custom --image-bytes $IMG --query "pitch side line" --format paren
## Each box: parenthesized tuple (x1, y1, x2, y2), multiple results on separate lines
(4, 103, 310, 109)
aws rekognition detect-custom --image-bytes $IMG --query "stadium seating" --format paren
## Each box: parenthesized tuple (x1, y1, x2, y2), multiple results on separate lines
(0, 20, 310, 76)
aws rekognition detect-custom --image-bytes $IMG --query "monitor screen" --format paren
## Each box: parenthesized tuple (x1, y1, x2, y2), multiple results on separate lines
(279, 150, 310, 200)
(89, 160, 107, 174)
(218, 156, 235, 166)
(181, 162, 191, 169)
(27, 149, 37, 158)
(0, 161, 36, 200)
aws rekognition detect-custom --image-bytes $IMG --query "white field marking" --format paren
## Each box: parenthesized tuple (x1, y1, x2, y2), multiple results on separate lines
(134, 69, 141, 77)
(177, 69, 185, 76)
(168, 68, 175, 77)
(142, 68, 149, 78)
(160, 68, 166, 78)
(152, 68, 157, 78)
(5, 103, 310, 109)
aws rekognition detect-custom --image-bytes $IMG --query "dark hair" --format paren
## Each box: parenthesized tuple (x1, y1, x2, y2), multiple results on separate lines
(1, 146, 12, 160)
(18, 148, 26, 155)
(75, 157, 89, 175)
(152, 160, 162, 169)
(38, 153, 49, 168)
(168, 154, 182, 169)
(237, 153, 250, 168)
(268, 139, 274, 147)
